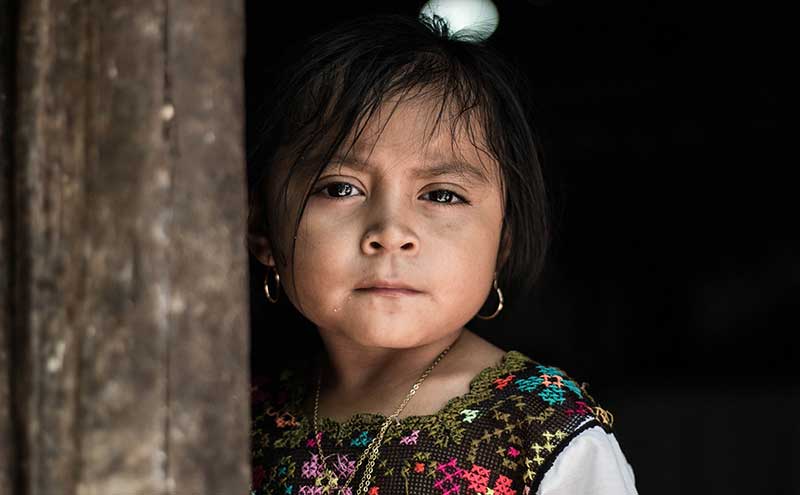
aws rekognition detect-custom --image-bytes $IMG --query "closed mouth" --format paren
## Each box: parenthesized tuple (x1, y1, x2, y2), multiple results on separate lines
(355, 279, 422, 293)
(355, 287, 422, 296)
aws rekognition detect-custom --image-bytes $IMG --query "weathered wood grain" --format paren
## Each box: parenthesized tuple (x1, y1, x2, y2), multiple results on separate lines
(8, 0, 249, 493)
(165, 1, 249, 493)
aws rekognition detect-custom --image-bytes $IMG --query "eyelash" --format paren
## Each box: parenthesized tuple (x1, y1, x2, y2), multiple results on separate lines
(313, 181, 470, 206)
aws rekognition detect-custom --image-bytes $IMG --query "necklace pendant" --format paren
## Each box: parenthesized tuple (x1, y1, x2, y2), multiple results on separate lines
(315, 468, 340, 493)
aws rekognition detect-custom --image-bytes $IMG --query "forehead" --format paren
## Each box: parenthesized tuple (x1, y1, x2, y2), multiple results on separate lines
(336, 94, 501, 185)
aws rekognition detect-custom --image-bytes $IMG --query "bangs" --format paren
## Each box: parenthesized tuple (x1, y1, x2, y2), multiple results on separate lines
(274, 33, 507, 226)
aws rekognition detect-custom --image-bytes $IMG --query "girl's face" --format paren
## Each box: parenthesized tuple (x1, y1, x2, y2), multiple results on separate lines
(267, 97, 506, 349)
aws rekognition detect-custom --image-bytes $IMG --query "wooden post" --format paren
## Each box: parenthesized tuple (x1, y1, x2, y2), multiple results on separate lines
(1, 1, 19, 494)
(4, 1, 249, 494)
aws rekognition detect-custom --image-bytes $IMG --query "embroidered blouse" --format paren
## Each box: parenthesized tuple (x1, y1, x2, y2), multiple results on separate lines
(250, 350, 637, 495)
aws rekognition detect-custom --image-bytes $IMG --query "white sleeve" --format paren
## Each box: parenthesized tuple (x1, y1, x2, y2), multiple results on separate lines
(536, 425, 638, 495)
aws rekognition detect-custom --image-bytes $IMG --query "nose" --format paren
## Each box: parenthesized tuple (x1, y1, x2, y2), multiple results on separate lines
(360, 217, 419, 256)
(360, 181, 421, 256)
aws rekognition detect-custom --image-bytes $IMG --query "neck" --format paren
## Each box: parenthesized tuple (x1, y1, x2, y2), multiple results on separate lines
(314, 328, 466, 397)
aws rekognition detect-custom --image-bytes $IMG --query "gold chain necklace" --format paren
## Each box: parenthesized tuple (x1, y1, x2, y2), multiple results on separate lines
(312, 343, 455, 495)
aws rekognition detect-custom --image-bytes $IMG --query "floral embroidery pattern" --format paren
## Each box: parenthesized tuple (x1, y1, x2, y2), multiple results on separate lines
(514, 365, 584, 407)
(433, 457, 465, 494)
(251, 350, 615, 494)
(400, 429, 420, 445)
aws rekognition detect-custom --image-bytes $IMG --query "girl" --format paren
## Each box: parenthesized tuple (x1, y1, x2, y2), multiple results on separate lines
(247, 13, 638, 495)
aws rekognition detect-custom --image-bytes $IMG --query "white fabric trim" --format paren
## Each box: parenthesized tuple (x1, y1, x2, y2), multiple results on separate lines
(536, 424, 638, 495)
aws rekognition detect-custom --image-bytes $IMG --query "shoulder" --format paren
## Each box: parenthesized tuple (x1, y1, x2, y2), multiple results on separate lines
(502, 351, 615, 433)
(512, 351, 614, 431)
(493, 351, 620, 491)
(536, 425, 638, 494)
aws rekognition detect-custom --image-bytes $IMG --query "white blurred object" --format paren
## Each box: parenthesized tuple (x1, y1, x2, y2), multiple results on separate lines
(420, 0, 500, 41)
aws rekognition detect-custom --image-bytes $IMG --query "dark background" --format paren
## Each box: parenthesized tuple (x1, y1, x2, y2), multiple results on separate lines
(246, 1, 796, 493)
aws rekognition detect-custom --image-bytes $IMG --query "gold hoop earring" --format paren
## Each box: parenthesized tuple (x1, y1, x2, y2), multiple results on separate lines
(264, 267, 280, 303)
(477, 275, 504, 320)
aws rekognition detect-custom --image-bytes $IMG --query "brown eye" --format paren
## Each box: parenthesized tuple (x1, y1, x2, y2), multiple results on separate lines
(430, 190, 453, 202)
(422, 189, 467, 205)
(322, 182, 358, 198)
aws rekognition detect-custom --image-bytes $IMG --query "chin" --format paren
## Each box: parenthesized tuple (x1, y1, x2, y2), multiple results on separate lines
(338, 319, 434, 349)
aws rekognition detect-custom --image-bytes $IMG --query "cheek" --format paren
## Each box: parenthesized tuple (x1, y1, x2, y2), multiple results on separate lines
(288, 211, 357, 303)
(428, 213, 502, 293)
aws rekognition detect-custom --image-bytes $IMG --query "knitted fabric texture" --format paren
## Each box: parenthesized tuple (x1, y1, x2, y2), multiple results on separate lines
(250, 350, 615, 495)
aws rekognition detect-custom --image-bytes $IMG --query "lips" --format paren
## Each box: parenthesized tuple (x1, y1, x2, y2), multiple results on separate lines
(358, 288, 421, 297)
(355, 279, 422, 294)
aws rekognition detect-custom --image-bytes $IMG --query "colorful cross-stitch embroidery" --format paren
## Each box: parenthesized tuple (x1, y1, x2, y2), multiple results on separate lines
(251, 350, 614, 494)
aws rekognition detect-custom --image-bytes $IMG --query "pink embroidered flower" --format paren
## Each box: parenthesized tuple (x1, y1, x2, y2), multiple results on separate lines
(332, 453, 356, 478)
(307, 431, 323, 447)
(301, 453, 322, 479)
(400, 429, 420, 445)
(298, 486, 324, 495)
(433, 457, 465, 494)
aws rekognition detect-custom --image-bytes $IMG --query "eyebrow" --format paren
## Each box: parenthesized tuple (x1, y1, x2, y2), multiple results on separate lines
(325, 153, 493, 187)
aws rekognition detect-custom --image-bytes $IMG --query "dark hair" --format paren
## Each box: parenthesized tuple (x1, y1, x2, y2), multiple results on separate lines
(247, 13, 549, 304)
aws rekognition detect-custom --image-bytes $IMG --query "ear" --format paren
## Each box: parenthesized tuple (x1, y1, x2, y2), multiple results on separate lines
(247, 232, 276, 268)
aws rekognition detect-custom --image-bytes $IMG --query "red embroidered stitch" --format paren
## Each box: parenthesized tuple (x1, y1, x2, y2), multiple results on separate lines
(539, 374, 563, 388)
(565, 400, 592, 417)
(492, 474, 516, 495)
(266, 406, 300, 428)
(463, 464, 491, 492)
(494, 374, 516, 390)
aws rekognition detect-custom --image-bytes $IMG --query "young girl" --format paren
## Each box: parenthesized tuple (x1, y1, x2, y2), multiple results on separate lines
(247, 13, 637, 495)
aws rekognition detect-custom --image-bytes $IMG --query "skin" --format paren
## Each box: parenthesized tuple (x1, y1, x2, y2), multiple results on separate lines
(253, 96, 512, 421)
